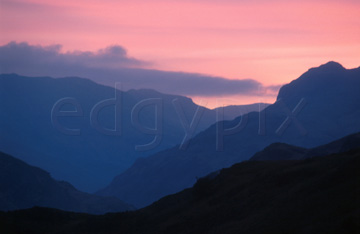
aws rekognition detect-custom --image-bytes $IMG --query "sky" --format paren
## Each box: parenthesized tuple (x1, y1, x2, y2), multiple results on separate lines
(1, 0, 360, 108)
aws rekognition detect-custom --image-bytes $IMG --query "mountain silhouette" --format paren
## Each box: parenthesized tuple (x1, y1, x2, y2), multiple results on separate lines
(1, 133, 359, 234)
(98, 61, 360, 208)
(249, 143, 308, 161)
(0, 74, 268, 192)
(0, 74, 228, 192)
(214, 103, 270, 120)
(0, 151, 133, 214)
(250, 132, 360, 161)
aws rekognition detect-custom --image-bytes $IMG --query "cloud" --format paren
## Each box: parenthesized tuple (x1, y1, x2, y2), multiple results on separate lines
(0, 41, 145, 70)
(264, 84, 282, 94)
(0, 41, 273, 97)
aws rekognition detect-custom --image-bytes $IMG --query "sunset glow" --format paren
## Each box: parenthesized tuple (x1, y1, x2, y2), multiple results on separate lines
(1, 0, 359, 107)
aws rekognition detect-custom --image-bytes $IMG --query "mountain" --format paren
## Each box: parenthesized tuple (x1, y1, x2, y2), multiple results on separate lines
(250, 132, 360, 161)
(98, 61, 360, 208)
(302, 131, 360, 159)
(0, 74, 220, 192)
(0, 74, 263, 192)
(1, 140, 359, 234)
(213, 103, 270, 120)
(249, 143, 308, 161)
(0, 151, 133, 214)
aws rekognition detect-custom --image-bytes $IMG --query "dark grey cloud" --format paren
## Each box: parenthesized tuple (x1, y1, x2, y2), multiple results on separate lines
(0, 41, 145, 71)
(0, 41, 275, 97)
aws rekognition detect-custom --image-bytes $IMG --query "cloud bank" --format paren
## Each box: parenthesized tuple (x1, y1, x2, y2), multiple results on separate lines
(0, 42, 278, 97)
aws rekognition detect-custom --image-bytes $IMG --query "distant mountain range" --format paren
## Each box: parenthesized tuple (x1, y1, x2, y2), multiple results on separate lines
(0, 151, 133, 214)
(214, 103, 270, 120)
(1, 132, 359, 234)
(0, 74, 264, 192)
(98, 61, 360, 208)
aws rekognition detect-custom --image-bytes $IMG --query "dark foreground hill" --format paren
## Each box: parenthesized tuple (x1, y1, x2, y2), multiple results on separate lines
(1, 141, 359, 233)
(0, 151, 133, 214)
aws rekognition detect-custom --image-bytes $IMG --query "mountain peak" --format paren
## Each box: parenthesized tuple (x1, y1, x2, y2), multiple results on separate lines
(276, 61, 356, 102)
(316, 61, 345, 71)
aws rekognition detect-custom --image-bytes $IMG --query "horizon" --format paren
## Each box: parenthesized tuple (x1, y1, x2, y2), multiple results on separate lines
(1, 0, 360, 107)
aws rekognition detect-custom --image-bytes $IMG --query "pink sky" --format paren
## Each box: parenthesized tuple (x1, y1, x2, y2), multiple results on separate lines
(1, 0, 360, 107)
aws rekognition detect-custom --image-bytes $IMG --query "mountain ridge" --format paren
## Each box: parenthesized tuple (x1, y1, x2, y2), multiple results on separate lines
(0, 151, 134, 214)
(0, 73, 266, 192)
(1, 134, 359, 233)
(98, 61, 360, 208)
(250, 132, 360, 161)
(0, 73, 216, 192)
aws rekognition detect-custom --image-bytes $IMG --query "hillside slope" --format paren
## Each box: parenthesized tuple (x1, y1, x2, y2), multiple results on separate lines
(0, 151, 133, 214)
(250, 132, 360, 161)
(0, 74, 219, 192)
(98, 61, 360, 208)
(1, 140, 359, 234)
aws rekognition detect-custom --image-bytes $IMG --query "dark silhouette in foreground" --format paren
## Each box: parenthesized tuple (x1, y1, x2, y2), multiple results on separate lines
(1, 133, 359, 234)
